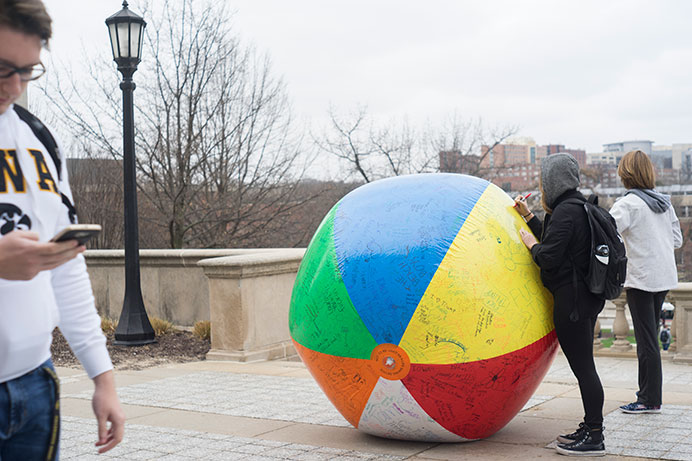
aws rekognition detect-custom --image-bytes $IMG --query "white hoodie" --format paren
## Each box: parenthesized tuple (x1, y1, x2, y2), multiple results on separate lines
(0, 105, 112, 383)
(610, 192, 683, 292)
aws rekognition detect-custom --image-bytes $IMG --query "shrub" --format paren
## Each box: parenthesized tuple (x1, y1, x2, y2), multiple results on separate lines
(193, 321, 211, 341)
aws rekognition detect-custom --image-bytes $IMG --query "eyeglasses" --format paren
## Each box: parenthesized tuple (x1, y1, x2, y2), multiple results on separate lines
(0, 60, 46, 81)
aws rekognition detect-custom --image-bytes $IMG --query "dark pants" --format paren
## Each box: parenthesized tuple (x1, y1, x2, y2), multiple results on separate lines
(626, 288, 666, 407)
(553, 283, 605, 429)
(0, 360, 60, 461)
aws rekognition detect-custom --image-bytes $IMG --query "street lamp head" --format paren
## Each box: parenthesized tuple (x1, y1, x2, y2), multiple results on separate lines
(106, 1, 146, 74)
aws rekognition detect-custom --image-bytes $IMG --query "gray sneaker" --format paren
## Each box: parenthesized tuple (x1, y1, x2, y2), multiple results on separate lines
(620, 402, 661, 414)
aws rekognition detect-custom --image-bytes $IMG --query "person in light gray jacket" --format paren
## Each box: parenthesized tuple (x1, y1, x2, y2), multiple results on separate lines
(610, 150, 683, 414)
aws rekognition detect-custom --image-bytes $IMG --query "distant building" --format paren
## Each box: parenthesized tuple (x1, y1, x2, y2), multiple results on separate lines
(480, 143, 534, 169)
(439, 150, 480, 175)
(589, 165, 621, 188)
(586, 140, 690, 187)
(602, 140, 654, 158)
(672, 143, 692, 170)
(477, 140, 585, 191)
(439, 137, 692, 192)
(588, 141, 657, 166)
(537, 144, 587, 167)
(652, 145, 673, 169)
(479, 139, 585, 169)
(586, 151, 618, 165)
(488, 164, 541, 193)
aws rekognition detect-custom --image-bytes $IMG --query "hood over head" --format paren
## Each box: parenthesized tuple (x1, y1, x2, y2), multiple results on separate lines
(541, 153, 580, 209)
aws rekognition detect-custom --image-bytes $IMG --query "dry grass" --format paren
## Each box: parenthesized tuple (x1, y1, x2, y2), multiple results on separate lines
(193, 321, 211, 341)
(101, 315, 177, 337)
(101, 317, 118, 334)
(150, 317, 176, 336)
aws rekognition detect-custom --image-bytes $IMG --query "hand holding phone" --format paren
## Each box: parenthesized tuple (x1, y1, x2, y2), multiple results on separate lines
(51, 224, 102, 245)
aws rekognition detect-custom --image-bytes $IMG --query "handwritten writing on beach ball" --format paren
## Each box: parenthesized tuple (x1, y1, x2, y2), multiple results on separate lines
(289, 173, 557, 442)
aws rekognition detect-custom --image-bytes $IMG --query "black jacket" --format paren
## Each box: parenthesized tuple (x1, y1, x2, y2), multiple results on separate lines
(527, 189, 591, 294)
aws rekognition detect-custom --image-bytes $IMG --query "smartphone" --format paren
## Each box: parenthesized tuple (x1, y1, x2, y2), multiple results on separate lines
(51, 224, 102, 245)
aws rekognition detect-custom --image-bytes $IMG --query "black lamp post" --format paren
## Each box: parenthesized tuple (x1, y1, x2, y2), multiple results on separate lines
(106, 1, 155, 345)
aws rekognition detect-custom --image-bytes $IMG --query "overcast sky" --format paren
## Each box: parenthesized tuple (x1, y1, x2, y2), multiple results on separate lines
(40, 0, 692, 154)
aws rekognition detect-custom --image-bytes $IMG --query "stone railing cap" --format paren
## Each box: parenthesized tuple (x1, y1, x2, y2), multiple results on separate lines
(198, 249, 305, 278)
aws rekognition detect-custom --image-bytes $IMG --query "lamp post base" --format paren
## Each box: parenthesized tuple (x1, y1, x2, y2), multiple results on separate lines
(113, 336, 157, 346)
(114, 306, 156, 346)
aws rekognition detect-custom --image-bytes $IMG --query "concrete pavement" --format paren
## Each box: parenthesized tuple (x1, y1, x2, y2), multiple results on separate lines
(57, 353, 692, 460)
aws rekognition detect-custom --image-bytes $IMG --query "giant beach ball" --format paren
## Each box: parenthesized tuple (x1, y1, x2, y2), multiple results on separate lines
(289, 173, 557, 442)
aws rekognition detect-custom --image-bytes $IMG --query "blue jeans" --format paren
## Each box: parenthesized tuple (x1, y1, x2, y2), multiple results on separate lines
(0, 360, 60, 461)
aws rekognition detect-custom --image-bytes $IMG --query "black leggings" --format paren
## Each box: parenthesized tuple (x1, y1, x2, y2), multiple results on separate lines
(553, 283, 605, 429)
(626, 288, 666, 406)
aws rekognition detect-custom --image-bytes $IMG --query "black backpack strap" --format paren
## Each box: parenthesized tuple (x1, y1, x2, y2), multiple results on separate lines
(13, 104, 62, 180)
(61, 194, 78, 224)
(562, 197, 589, 322)
(13, 104, 78, 224)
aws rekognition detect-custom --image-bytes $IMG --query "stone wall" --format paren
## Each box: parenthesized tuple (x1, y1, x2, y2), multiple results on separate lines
(85, 249, 692, 363)
(85, 249, 289, 326)
(199, 250, 305, 362)
(84, 248, 304, 362)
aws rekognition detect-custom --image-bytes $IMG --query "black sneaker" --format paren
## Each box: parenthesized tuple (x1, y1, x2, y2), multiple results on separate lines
(557, 423, 587, 444)
(556, 429, 605, 457)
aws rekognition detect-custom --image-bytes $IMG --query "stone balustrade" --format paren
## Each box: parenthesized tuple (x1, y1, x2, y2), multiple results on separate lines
(85, 250, 692, 363)
(198, 249, 305, 362)
(85, 248, 304, 362)
(86, 249, 242, 325)
(594, 283, 692, 363)
(669, 283, 692, 363)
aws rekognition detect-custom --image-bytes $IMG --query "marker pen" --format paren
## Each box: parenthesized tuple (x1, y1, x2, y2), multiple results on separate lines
(514, 192, 532, 207)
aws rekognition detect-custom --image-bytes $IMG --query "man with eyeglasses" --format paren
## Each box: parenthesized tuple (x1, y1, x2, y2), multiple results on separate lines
(0, 0, 124, 459)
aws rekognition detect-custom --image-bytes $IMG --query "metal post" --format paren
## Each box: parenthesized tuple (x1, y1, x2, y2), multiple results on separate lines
(113, 68, 155, 345)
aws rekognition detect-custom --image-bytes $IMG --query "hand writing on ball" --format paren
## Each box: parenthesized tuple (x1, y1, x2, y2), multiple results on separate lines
(519, 228, 537, 250)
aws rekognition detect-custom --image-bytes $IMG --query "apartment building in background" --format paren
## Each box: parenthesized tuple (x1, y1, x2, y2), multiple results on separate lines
(457, 138, 585, 191)
(440, 137, 692, 192)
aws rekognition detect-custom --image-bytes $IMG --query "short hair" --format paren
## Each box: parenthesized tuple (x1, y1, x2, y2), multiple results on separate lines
(618, 150, 656, 190)
(0, 0, 52, 46)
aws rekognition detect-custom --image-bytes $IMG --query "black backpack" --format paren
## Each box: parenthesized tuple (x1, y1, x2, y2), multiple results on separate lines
(565, 195, 627, 300)
(12, 104, 78, 224)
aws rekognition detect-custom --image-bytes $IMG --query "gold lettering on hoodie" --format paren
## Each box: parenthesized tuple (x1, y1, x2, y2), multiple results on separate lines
(28, 149, 58, 194)
(0, 149, 26, 193)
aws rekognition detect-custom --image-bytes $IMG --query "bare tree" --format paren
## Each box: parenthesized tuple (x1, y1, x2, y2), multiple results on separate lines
(39, 0, 316, 248)
(66, 158, 124, 249)
(580, 165, 605, 190)
(429, 113, 516, 179)
(313, 106, 376, 182)
(315, 107, 516, 182)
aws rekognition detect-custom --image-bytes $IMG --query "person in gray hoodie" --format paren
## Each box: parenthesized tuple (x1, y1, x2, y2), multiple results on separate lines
(514, 153, 606, 457)
(610, 150, 682, 414)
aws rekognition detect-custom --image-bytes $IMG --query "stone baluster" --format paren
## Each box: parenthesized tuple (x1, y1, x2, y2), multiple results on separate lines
(670, 302, 677, 353)
(610, 295, 633, 352)
(668, 283, 692, 363)
(593, 317, 602, 350)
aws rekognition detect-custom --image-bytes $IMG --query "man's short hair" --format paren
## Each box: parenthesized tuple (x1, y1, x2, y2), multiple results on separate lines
(0, 0, 52, 46)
